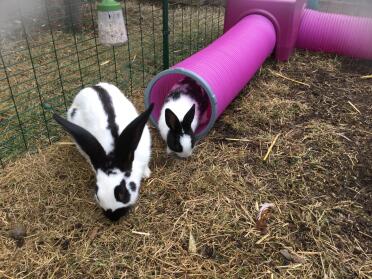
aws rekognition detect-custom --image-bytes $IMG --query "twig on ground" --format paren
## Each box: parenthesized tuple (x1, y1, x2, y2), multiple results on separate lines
(360, 74, 372, 79)
(347, 101, 361, 114)
(131, 230, 150, 236)
(225, 138, 251, 142)
(269, 70, 311, 87)
(263, 134, 281, 161)
(55, 142, 75, 145)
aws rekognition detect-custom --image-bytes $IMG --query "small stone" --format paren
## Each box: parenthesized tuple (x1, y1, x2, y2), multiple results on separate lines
(9, 225, 27, 247)
(74, 223, 83, 230)
(9, 225, 26, 241)
(201, 245, 215, 259)
(61, 239, 70, 250)
(280, 249, 306, 264)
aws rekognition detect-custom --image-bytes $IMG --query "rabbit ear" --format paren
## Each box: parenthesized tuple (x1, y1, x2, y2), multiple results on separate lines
(53, 113, 107, 169)
(182, 104, 195, 129)
(165, 108, 182, 132)
(115, 104, 154, 170)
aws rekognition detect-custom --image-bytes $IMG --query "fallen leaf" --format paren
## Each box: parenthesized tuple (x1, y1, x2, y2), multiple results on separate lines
(255, 203, 275, 235)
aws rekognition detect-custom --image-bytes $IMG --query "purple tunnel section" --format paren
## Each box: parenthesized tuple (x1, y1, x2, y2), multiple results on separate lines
(296, 9, 372, 60)
(145, 14, 276, 139)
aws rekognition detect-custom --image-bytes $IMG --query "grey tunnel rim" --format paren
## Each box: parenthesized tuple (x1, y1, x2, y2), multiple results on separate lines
(144, 68, 218, 141)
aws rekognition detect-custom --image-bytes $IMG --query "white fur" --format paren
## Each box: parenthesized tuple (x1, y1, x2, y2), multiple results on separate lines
(158, 94, 198, 158)
(95, 169, 136, 211)
(66, 82, 151, 211)
(178, 135, 193, 158)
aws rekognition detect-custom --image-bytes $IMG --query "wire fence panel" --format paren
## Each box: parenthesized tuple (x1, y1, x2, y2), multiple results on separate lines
(169, 0, 224, 65)
(0, 0, 225, 167)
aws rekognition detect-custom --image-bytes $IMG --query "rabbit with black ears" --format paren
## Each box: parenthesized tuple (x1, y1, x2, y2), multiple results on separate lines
(53, 82, 154, 221)
(158, 77, 209, 158)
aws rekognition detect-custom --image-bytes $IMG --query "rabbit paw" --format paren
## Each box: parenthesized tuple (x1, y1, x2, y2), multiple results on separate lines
(143, 166, 151, 178)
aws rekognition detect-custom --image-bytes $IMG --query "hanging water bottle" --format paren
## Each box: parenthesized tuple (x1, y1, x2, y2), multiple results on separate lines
(97, 0, 128, 46)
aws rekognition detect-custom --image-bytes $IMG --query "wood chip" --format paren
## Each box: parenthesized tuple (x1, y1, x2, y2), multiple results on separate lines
(188, 231, 197, 254)
(88, 227, 99, 242)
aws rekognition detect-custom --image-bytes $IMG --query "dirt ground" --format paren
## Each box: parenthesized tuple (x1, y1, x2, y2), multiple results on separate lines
(0, 50, 371, 278)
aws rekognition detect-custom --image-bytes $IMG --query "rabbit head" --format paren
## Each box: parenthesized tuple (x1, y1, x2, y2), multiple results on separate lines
(164, 104, 196, 158)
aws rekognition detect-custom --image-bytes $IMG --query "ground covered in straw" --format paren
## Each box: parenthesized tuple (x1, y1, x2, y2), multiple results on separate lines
(1, 51, 371, 278)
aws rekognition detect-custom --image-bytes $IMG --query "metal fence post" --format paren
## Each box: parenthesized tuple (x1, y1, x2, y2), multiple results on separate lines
(162, 0, 170, 69)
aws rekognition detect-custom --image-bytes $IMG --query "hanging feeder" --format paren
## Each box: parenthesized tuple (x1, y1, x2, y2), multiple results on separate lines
(97, 0, 128, 46)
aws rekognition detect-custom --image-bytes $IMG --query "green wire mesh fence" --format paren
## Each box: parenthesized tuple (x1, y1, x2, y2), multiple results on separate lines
(0, 0, 225, 167)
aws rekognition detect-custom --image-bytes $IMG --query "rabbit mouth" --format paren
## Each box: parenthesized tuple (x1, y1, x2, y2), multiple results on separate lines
(103, 206, 131, 222)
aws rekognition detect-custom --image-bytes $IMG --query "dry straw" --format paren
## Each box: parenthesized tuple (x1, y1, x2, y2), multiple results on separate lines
(1, 50, 371, 278)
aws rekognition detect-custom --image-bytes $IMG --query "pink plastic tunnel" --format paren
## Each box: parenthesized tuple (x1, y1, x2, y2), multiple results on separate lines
(296, 9, 372, 60)
(145, 14, 276, 139)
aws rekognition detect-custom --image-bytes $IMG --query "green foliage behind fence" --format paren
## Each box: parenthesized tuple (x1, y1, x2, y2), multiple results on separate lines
(0, 0, 224, 167)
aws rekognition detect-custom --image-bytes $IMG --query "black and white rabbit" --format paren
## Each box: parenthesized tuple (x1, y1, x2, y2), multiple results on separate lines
(53, 82, 154, 221)
(158, 77, 208, 158)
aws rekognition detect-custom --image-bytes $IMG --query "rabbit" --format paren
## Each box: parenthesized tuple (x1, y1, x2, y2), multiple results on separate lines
(53, 82, 154, 221)
(158, 77, 208, 158)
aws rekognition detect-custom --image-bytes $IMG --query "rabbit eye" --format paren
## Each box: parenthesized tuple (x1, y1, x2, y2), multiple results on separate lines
(114, 180, 130, 204)
(107, 169, 117, 175)
(129, 182, 136, 191)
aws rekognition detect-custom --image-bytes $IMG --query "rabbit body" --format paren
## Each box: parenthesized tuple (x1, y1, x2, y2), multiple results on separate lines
(54, 82, 153, 221)
(67, 83, 151, 179)
(158, 77, 209, 158)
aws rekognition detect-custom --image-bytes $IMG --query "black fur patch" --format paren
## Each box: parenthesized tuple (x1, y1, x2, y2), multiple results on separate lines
(53, 113, 107, 171)
(168, 77, 209, 116)
(164, 77, 207, 152)
(103, 206, 131, 221)
(125, 171, 131, 177)
(129, 182, 136, 191)
(167, 131, 183, 153)
(92, 85, 119, 142)
(70, 108, 77, 118)
(114, 180, 131, 204)
(171, 90, 181, 100)
(107, 169, 117, 175)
